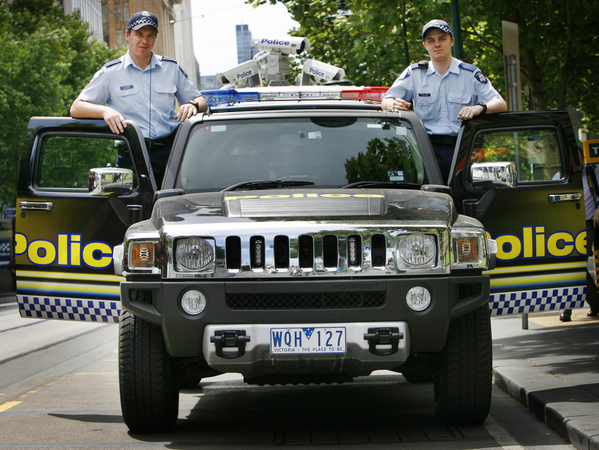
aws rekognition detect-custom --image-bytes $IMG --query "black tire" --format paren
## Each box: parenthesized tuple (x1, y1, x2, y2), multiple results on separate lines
(119, 310, 179, 432)
(434, 305, 492, 425)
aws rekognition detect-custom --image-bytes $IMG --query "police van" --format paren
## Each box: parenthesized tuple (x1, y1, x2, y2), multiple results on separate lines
(15, 37, 587, 432)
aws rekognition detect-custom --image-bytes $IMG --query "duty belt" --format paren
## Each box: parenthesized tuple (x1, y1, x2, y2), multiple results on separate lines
(145, 131, 177, 152)
(428, 134, 457, 146)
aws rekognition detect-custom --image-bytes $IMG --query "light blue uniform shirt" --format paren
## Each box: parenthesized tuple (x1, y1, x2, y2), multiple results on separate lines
(383, 57, 502, 136)
(79, 51, 201, 140)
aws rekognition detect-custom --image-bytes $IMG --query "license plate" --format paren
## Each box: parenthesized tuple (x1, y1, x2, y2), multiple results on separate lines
(270, 327, 346, 355)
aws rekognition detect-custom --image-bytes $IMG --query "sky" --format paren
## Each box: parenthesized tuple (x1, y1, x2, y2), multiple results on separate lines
(191, 0, 300, 76)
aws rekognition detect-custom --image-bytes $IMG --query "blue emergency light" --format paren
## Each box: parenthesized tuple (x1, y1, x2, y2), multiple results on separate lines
(200, 87, 387, 107)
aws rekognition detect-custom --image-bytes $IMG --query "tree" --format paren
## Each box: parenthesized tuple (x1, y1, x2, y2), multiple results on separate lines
(0, 0, 122, 207)
(250, 0, 599, 132)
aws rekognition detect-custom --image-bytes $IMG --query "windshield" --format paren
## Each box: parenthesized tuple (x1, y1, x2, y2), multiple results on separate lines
(177, 117, 428, 191)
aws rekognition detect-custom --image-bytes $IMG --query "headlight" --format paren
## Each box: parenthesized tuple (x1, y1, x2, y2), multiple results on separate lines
(398, 233, 436, 266)
(176, 237, 214, 271)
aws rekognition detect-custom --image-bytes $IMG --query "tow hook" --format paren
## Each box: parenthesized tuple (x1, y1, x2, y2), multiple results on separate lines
(210, 330, 250, 359)
(364, 327, 403, 356)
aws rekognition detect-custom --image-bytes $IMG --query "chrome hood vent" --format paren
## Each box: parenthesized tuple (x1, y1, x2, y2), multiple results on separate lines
(224, 193, 388, 218)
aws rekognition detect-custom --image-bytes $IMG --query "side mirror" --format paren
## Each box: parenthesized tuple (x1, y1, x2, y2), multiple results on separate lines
(471, 161, 517, 189)
(89, 167, 134, 196)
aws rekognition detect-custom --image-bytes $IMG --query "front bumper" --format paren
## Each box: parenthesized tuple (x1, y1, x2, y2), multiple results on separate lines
(121, 275, 489, 377)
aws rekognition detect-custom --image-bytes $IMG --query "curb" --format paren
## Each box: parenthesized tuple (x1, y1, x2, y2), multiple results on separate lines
(492, 343, 599, 450)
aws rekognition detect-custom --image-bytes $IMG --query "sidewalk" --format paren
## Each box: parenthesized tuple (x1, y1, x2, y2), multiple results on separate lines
(0, 293, 15, 305)
(492, 309, 599, 450)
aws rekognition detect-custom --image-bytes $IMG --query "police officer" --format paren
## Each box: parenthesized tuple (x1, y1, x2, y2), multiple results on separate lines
(381, 19, 507, 183)
(70, 11, 207, 187)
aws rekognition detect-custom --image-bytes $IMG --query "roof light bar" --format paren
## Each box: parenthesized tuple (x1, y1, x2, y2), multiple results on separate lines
(201, 87, 386, 107)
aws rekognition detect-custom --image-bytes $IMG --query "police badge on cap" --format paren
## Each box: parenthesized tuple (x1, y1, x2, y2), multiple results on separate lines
(422, 19, 453, 40)
(126, 11, 159, 32)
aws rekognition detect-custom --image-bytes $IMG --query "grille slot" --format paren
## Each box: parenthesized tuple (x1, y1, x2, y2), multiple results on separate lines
(298, 235, 314, 269)
(371, 234, 387, 267)
(227, 291, 386, 310)
(323, 235, 338, 268)
(225, 236, 241, 270)
(274, 235, 290, 269)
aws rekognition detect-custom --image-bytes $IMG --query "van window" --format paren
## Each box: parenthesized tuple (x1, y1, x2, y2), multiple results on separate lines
(37, 135, 135, 189)
(471, 128, 563, 182)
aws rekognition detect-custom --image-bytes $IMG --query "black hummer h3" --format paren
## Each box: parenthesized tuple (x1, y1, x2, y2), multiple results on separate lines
(16, 85, 587, 432)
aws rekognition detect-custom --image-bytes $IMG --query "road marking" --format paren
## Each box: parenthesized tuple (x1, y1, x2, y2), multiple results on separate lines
(0, 401, 22, 413)
(101, 359, 117, 362)
(484, 414, 527, 450)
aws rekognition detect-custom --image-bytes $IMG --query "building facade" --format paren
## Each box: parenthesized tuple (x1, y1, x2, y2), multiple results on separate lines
(62, 0, 103, 41)
(236, 24, 256, 64)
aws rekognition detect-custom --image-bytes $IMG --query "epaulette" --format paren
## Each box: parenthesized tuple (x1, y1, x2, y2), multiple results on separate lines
(458, 61, 478, 72)
(103, 58, 122, 69)
(161, 56, 177, 63)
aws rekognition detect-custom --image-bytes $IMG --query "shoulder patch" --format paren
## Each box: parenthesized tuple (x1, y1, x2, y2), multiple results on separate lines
(399, 67, 411, 80)
(474, 71, 488, 84)
(458, 61, 477, 72)
(161, 56, 177, 63)
(103, 59, 122, 69)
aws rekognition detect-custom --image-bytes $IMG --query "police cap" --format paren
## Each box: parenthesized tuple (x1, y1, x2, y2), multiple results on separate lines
(126, 11, 158, 32)
(422, 19, 453, 40)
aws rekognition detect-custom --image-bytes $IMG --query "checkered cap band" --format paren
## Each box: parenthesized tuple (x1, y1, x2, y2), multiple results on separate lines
(422, 20, 453, 39)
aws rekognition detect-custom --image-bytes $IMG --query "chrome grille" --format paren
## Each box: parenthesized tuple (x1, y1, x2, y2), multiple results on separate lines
(225, 232, 388, 273)
(227, 291, 386, 310)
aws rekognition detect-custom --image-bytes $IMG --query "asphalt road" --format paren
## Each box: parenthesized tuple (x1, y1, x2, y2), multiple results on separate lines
(0, 301, 574, 449)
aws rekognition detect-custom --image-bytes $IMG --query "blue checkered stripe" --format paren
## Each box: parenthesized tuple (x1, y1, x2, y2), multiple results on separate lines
(489, 286, 586, 316)
(18, 295, 120, 323)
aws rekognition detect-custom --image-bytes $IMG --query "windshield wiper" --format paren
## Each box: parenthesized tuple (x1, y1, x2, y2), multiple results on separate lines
(222, 180, 315, 192)
(341, 181, 420, 189)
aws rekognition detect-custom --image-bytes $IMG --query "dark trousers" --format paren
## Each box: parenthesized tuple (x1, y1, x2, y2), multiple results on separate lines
(429, 135, 457, 185)
(145, 128, 178, 188)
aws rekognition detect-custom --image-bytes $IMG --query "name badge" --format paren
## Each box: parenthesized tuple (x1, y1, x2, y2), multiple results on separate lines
(120, 85, 134, 90)
(418, 93, 431, 97)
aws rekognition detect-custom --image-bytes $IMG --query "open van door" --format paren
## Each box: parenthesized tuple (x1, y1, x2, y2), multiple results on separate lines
(15, 118, 154, 322)
(450, 111, 587, 316)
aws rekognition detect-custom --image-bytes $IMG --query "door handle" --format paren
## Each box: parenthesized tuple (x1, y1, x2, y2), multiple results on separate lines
(19, 201, 54, 211)
(548, 193, 582, 203)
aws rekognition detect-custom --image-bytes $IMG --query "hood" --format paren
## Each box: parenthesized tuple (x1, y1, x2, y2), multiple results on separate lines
(151, 189, 457, 227)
